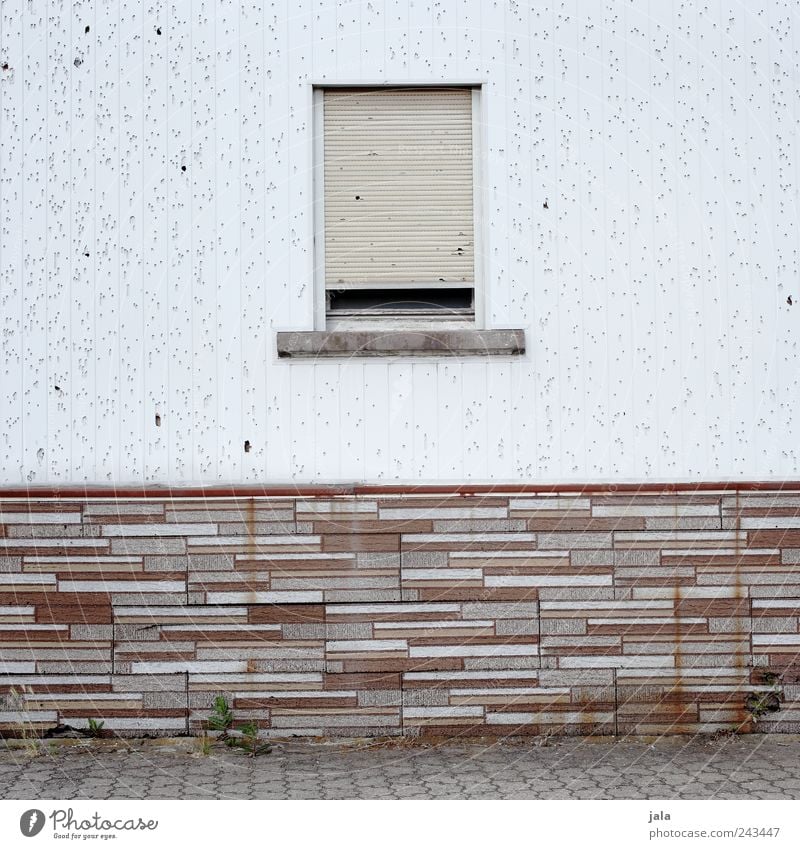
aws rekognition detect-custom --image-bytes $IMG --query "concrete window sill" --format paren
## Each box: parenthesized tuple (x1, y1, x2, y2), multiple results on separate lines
(276, 329, 525, 359)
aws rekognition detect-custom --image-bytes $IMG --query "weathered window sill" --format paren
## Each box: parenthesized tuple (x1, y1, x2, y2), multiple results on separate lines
(276, 329, 525, 359)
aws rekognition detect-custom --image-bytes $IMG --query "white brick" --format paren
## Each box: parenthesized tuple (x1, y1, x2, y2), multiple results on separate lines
(509, 497, 590, 511)
(593, 505, 718, 518)
(327, 640, 408, 651)
(0, 512, 82, 524)
(59, 580, 184, 593)
(205, 591, 323, 603)
(752, 634, 800, 646)
(740, 517, 800, 529)
(559, 656, 674, 669)
(485, 574, 611, 587)
(374, 620, 492, 630)
(326, 603, 459, 615)
(403, 568, 483, 580)
(409, 644, 537, 657)
(192, 535, 319, 546)
(404, 706, 483, 718)
(0, 662, 36, 672)
(0, 539, 106, 550)
(402, 533, 536, 544)
(102, 524, 217, 536)
(131, 661, 248, 673)
(404, 670, 539, 682)
(380, 507, 507, 520)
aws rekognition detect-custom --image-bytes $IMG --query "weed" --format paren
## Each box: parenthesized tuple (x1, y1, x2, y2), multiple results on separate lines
(224, 721, 272, 758)
(204, 696, 271, 757)
(86, 718, 105, 738)
(206, 696, 234, 742)
(707, 728, 740, 743)
(4, 687, 41, 757)
(745, 669, 785, 727)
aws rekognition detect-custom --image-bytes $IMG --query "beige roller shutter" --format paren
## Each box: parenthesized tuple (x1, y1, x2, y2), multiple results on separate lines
(323, 87, 474, 288)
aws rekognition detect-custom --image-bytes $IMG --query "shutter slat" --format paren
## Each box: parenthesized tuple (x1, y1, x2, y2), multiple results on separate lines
(324, 87, 474, 286)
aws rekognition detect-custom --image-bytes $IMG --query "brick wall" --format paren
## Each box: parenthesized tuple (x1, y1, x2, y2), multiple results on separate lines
(1, 490, 799, 737)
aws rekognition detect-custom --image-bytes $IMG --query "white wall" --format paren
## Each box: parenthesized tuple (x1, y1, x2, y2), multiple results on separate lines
(1, 0, 799, 485)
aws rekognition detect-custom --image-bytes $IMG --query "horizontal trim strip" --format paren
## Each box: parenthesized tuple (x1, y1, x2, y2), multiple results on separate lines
(2, 482, 800, 499)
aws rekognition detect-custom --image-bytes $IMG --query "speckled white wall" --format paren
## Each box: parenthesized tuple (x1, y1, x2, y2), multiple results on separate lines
(1, 0, 799, 484)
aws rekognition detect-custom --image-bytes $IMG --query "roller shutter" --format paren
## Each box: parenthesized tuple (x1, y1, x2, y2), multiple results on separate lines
(323, 87, 474, 288)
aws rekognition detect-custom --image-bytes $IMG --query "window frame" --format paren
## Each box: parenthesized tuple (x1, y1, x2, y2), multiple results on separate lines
(311, 82, 486, 331)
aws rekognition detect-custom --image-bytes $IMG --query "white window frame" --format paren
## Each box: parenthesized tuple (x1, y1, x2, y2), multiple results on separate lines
(311, 82, 486, 331)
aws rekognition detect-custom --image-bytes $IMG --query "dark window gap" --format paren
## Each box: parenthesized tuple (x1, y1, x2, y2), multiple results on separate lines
(327, 287, 474, 316)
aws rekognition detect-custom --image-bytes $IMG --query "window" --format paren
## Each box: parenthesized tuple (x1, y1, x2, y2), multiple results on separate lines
(315, 85, 480, 328)
(276, 83, 525, 357)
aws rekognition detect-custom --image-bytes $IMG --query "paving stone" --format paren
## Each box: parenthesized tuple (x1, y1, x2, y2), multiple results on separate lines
(1, 736, 799, 799)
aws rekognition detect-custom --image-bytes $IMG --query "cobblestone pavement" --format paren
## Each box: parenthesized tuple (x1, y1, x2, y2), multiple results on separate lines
(2, 735, 800, 800)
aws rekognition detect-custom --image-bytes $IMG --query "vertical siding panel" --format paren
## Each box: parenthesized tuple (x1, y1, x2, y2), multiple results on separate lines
(746, 2, 778, 477)
(1, 0, 24, 482)
(22, 4, 49, 482)
(462, 362, 487, 479)
(437, 362, 462, 478)
(289, 3, 314, 482)
(95, 0, 121, 481)
(530, 0, 559, 479)
(483, 0, 510, 326)
(363, 362, 390, 480)
(412, 363, 437, 478)
(505, 0, 529, 328)
(339, 363, 365, 479)
(624, 1, 659, 478)
(383, 0, 408, 78)
(312, 0, 337, 81)
(70, 0, 96, 480)
(191, 0, 216, 480)
(513, 364, 538, 480)
(215, 0, 241, 480)
(554, 1, 585, 479)
(290, 364, 314, 479)
(455, 0, 480, 79)
(166, 0, 193, 481)
(431, 0, 454, 78)
(334, 0, 356, 77)
(119, 0, 145, 481)
(603, 1, 634, 478)
(408, 0, 432, 79)
(674, 1, 708, 477)
(266, 0, 290, 330)
(711, 0, 735, 476)
(697, 3, 728, 477)
(240, 0, 267, 481)
(488, 363, 513, 480)
(576, 3, 609, 478)
(649, 0, 683, 478)
(388, 363, 413, 480)
(314, 362, 340, 480)
(361, 0, 384, 77)
(288, 0, 312, 329)
(513, 7, 540, 487)
(45, 0, 71, 481)
(720, 6, 755, 476)
(774, 0, 800, 473)
(264, 0, 292, 483)
(265, 364, 292, 481)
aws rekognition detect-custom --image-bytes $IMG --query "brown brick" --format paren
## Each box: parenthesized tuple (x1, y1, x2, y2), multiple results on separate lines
(322, 534, 400, 553)
(248, 604, 325, 624)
